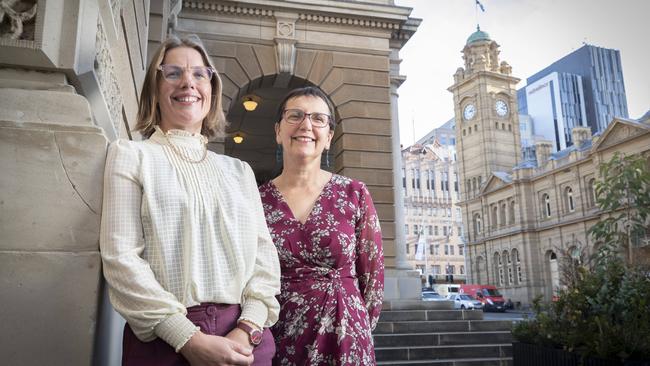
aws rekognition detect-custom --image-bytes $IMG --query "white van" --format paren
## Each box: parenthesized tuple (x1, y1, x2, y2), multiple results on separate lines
(432, 284, 460, 297)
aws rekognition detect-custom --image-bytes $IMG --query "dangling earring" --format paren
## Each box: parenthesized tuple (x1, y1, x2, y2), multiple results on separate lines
(325, 149, 330, 168)
(276, 144, 283, 164)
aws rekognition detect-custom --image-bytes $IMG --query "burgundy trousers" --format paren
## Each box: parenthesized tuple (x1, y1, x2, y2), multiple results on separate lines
(122, 303, 274, 366)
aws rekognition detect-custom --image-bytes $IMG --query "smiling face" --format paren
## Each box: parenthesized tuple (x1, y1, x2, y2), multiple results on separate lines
(275, 95, 334, 163)
(157, 47, 212, 134)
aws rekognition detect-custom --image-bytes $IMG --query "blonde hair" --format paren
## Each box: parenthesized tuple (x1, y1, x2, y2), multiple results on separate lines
(134, 35, 227, 139)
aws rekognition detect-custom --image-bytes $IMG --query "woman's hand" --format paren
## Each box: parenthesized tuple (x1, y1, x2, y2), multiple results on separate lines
(180, 331, 254, 366)
(225, 327, 254, 352)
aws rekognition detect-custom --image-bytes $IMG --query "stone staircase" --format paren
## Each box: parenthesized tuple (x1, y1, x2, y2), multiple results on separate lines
(373, 300, 513, 365)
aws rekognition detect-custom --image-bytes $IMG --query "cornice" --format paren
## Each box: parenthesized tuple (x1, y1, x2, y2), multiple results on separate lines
(182, 0, 417, 34)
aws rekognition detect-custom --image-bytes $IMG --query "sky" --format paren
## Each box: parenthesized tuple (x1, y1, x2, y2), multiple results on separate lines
(394, 0, 650, 146)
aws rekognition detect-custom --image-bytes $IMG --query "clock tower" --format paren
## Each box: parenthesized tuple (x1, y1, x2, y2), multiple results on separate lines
(448, 27, 522, 200)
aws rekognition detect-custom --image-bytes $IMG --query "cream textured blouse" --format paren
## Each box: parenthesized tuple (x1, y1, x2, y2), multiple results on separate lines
(100, 127, 281, 352)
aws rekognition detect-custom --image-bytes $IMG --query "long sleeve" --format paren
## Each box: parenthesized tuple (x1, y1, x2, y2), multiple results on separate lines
(99, 141, 197, 351)
(354, 183, 384, 330)
(238, 163, 281, 328)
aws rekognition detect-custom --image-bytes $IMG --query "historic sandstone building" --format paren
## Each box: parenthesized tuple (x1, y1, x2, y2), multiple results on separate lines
(402, 140, 466, 282)
(450, 28, 650, 306)
(0, 1, 420, 365)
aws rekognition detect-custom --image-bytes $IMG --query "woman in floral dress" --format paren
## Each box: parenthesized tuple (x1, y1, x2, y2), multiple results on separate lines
(259, 86, 384, 365)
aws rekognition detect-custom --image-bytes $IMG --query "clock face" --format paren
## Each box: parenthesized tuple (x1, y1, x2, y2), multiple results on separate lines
(495, 100, 508, 117)
(463, 104, 476, 121)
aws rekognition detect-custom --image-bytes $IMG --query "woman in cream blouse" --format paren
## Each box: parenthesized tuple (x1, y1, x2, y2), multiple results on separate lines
(100, 35, 280, 366)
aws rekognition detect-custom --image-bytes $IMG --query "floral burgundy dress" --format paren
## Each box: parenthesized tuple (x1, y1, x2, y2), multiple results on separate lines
(259, 174, 384, 366)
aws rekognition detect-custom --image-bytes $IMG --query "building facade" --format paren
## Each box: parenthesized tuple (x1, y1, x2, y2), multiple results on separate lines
(518, 44, 629, 142)
(450, 29, 650, 306)
(401, 127, 466, 283)
(0, 1, 420, 365)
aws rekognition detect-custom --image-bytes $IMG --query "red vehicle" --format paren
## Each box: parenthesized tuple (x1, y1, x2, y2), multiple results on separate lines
(460, 284, 506, 312)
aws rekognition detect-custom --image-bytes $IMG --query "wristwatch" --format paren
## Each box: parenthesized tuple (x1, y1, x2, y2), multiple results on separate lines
(237, 322, 263, 346)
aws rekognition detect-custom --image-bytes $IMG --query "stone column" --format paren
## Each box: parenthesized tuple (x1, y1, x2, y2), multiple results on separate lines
(382, 46, 420, 301)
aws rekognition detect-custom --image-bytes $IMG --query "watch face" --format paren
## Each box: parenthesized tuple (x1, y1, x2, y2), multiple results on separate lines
(495, 100, 508, 117)
(463, 104, 476, 121)
(250, 329, 263, 346)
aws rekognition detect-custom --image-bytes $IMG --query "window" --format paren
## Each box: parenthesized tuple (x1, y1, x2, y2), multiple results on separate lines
(491, 206, 498, 229)
(434, 226, 439, 236)
(509, 200, 516, 225)
(405, 224, 409, 235)
(447, 208, 452, 217)
(444, 245, 449, 255)
(587, 178, 596, 207)
(443, 226, 448, 236)
(411, 169, 416, 189)
(460, 265, 465, 274)
(402, 168, 406, 188)
(416, 169, 421, 190)
(459, 245, 463, 256)
(414, 225, 419, 235)
(543, 193, 552, 217)
(474, 214, 482, 235)
(566, 187, 575, 213)
(406, 243, 410, 254)
(428, 225, 433, 235)
(500, 203, 507, 226)
(454, 173, 459, 192)
(513, 248, 522, 284)
(429, 244, 434, 255)
(450, 245, 455, 255)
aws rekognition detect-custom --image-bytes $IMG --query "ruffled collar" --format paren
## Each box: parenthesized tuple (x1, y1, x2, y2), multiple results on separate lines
(150, 126, 208, 149)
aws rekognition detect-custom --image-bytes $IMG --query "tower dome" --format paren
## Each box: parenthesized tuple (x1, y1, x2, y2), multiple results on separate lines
(466, 25, 490, 45)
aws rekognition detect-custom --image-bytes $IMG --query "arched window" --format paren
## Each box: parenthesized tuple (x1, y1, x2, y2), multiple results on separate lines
(500, 203, 507, 226)
(494, 252, 503, 286)
(566, 187, 575, 213)
(542, 193, 552, 218)
(504, 250, 512, 285)
(474, 214, 482, 235)
(509, 200, 516, 225)
(512, 248, 522, 284)
(587, 178, 596, 207)
(548, 251, 559, 298)
(491, 206, 498, 229)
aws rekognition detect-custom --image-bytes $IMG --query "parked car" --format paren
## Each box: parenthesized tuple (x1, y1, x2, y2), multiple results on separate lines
(447, 294, 483, 310)
(421, 291, 446, 301)
(459, 284, 506, 312)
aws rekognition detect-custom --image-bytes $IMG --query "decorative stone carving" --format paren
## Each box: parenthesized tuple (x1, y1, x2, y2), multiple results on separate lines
(275, 38, 296, 74)
(95, 18, 124, 136)
(0, 0, 37, 40)
(276, 21, 294, 38)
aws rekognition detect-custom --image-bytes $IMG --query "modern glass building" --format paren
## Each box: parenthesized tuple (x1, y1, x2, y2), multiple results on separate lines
(518, 44, 628, 145)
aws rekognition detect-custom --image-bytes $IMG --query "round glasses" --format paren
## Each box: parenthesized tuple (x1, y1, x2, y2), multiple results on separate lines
(282, 109, 332, 128)
(158, 64, 215, 84)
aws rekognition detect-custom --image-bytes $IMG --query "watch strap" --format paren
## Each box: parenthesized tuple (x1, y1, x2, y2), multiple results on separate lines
(236, 322, 263, 346)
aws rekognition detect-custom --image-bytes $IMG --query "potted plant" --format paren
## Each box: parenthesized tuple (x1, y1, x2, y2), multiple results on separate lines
(512, 153, 650, 365)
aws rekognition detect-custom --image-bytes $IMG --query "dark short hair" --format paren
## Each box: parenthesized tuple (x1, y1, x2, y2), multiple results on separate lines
(276, 86, 337, 129)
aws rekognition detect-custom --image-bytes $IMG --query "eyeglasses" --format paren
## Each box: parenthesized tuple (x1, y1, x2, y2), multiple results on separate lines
(157, 64, 215, 84)
(282, 109, 332, 128)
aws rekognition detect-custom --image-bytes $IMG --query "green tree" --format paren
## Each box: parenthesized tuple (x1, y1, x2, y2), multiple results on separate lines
(589, 152, 650, 265)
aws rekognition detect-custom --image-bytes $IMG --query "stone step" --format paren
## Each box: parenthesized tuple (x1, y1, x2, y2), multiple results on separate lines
(379, 309, 484, 322)
(374, 320, 513, 334)
(383, 300, 455, 311)
(376, 343, 512, 362)
(373, 330, 513, 348)
(377, 357, 513, 365)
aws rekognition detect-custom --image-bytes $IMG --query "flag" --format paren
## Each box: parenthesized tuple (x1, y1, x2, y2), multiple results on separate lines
(476, 0, 485, 12)
(414, 234, 426, 261)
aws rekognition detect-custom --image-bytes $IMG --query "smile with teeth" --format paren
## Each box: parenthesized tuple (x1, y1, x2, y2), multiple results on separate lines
(292, 136, 315, 142)
(173, 96, 200, 103)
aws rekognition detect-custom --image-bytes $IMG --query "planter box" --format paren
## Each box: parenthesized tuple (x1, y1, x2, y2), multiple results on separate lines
(513, 342, 650, 366)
